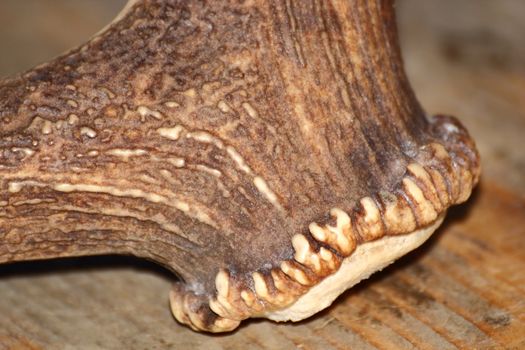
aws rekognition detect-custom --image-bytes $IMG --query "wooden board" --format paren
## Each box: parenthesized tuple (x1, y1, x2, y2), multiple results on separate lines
(1, 0, 524, 349)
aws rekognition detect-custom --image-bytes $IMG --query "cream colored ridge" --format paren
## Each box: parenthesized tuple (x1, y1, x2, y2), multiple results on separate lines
(264, 214, 444, 321)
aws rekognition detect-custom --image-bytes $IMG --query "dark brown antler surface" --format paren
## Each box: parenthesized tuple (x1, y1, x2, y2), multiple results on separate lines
(0, 0, 479, 332)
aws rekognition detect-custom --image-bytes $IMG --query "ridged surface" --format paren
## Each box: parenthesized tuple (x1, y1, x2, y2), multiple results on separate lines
(0, 0, 524, 347)
(0, 0, 480, 332)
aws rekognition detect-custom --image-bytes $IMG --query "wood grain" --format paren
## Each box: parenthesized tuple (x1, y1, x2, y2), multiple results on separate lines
(0, 0, 524, 348)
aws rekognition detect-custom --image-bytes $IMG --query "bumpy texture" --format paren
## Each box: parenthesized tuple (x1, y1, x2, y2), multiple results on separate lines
(0, 0, 479, 332)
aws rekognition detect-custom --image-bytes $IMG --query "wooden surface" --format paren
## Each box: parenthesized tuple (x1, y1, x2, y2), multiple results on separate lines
(0, 0, 524, 349)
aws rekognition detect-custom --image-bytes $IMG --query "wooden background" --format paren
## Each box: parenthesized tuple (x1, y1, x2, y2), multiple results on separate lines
(0, 1, 524, 349)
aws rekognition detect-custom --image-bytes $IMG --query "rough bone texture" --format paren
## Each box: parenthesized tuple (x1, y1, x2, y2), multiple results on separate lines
(0, 0, 479, 332)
